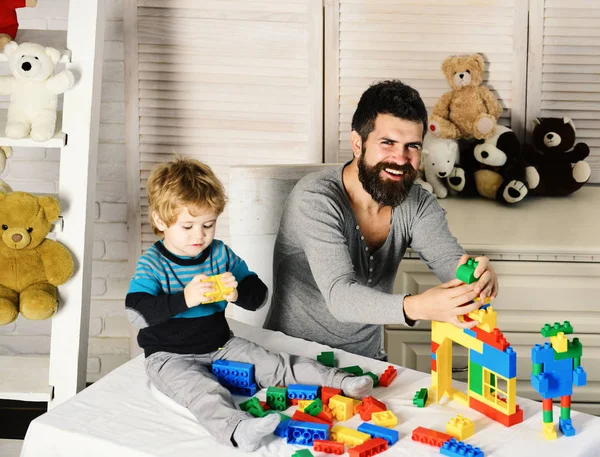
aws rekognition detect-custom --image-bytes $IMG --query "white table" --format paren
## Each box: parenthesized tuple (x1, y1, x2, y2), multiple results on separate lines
(21, 320, 600, 457)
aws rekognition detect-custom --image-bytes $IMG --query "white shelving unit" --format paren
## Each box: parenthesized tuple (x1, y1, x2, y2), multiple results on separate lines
(0, 0, 104, 409)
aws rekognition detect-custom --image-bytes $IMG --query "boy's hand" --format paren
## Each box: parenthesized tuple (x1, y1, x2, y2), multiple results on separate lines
(184, 274, 216, 307)
(457, 254, 499, 301)
(221, 272, 239, 303)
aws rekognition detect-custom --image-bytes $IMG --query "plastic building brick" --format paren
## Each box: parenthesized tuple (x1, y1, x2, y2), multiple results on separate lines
(378, 365, 397, 387)
(273, 418, 290, 438)
(313, 439, 344, 455)
(341, 365, 364, 376)
(292, 410, 332, 429)
(348, 437, 388, 457)
(446, 415, 475, 441)
(297, 400, 313, 412)
(305, 398, 323, 416)
(321, 386, 342, 406)
(551, 332, 569, 353)
(440, 438, 484, 457)
(292, 450, 314, 457)
(317, 351, 335, 367)
(412, 388, 428, 407)
(456, 258, 478, 284)
(286, 420, 329, 445)
(357, 422, 399, 445)
(330, 426, 370, 447)
(371, 410, 398, 428)
(466, 304, 496, 333)
(266, 386, 288, 411)
(288, 384, 319, 401)
(328, 394, 355, 421)
(531, 326, 586, 439)
(469, 345, 516, 379)
(411, 426, 453, 447)
(227, 384, 257, 397)
(541, 321, 574, 338)
(362, 396, 386, 411)
(472, 326, 509, 352)
(259, 400, 271, 411)
(356, 400, 384, 421)
(201, 274, 234, 303)
(353, 399, 363, 416)
(468, 396, 523, 427)
(211, 360, 255, 388)
(316, 404, 334, 423)
(239, 397, 265, 417)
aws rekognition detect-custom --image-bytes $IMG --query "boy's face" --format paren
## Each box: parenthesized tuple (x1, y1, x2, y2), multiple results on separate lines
(153, 206, 217, 257)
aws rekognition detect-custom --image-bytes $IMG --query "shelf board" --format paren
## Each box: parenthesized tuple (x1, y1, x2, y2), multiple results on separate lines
(0, 355, 52, 402)
(0, 110, 65, 148)
(2, 30, 70, 63)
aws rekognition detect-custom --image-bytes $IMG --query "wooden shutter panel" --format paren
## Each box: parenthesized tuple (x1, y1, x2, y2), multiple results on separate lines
(527, 0, 600, 183)
(126, 0, 323, 257)
(325, 0, 529, 163)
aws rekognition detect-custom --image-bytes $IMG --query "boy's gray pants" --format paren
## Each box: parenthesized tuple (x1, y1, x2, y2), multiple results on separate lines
(145, 336, 351, 447)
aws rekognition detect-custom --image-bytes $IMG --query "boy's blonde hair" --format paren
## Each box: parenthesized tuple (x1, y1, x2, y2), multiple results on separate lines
(147, 156, 227, 236)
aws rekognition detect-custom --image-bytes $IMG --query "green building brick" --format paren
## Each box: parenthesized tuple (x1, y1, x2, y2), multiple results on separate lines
(365, 371, 379, 387)
(540, 321, 574, 338)
(412, 387, 428, 407)
(341, 365, 364, 376)
(266, 386, 288, 411)
(456, 258, 478, 284)
(317, 351, 335, 367)
(304, 398, 323, 416)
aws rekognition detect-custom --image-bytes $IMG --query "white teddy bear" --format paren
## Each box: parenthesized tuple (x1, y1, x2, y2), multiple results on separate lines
(422, 133, 459, 199)
(0, 146, 12, 193)
(0, 41, 75, 142)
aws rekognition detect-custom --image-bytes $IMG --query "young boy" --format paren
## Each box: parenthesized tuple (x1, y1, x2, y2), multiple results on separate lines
(126, 157, 374, 452)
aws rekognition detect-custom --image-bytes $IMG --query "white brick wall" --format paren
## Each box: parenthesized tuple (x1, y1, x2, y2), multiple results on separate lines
(0, 0, 130, 383)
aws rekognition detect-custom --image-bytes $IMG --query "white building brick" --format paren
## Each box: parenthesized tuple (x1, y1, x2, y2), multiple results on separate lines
(106, 0, 124, 20)
(93, 240, 106, 259)
(102, 315, 130, 338)
(104, 41, 124, 61)
(0, 335, 50, 354)
(98, 143, 125, 163)
(13, 316, 51, 335)
(87, 354, 130, 383)
(103, 241, 128, 261)
(89, 317, 103, 337)
(93, 222, 127, 242)
(102, 279, 130, 300)
(101, 102, 125, 124)
(102, 61, 125, 83)
(92, 260, 129, 278)
(89, 337, 129, 356)
(101, 81, 124, 102)
(99, 123, 126, 144)
(99, 202, 127, 222)
(92, 278, 107, 297)
(105, 20, 124, 43)
(97, 160, 126, 182)
(96, 181, 126, 203)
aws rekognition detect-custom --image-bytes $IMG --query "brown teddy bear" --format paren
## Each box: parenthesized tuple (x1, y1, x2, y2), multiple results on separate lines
(0, 192, 74, 326)
(429, 54, 503, 140)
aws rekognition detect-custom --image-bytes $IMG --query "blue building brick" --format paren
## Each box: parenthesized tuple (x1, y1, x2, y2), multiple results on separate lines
(357, 422, 399, 445)
(470, 344, 516, 379)
(440, 438, 484, 457)
(286, 421, 329, 445)
(287, 384, 319, 400)
(212, 360, 255, 387)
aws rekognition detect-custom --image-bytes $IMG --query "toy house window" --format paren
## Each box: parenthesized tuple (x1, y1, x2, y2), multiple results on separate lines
(483, 369, 509, 413)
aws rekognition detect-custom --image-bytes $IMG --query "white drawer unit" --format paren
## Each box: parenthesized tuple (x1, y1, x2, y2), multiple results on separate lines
(384, 186, 600, 415)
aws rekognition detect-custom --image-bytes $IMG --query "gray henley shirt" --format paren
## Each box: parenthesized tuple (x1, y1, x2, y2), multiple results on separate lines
(266, 163, 464, 359)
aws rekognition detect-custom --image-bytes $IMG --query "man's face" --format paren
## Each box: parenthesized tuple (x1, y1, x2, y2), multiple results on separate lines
(355, 114, 423, 207)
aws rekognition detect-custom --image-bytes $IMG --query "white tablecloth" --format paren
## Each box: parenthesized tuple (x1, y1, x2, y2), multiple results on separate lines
(21, 320, 600, 457)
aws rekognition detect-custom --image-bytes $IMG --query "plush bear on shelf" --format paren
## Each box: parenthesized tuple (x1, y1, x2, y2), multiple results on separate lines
(0, 146, 13, 193)
(429, 53, 503, 140)
(421, 132, 459, 199)
(0, 41, 75, 142)
(448, 127, 529, 204)
(0, 192, 74, 326)
(0, 0, 37, 50)
(523, 117, 591, 197)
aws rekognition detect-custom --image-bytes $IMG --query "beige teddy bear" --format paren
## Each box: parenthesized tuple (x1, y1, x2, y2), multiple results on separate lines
(429, 54, 503, 140)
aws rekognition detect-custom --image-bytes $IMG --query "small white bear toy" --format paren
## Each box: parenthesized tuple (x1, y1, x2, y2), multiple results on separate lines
(422, 132, 459, 199)
(0, 41, 75, 142)
(0, 146, 12, 193)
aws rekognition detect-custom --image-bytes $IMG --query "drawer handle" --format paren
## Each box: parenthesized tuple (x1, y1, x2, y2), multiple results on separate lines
(452, 366, 468, 373)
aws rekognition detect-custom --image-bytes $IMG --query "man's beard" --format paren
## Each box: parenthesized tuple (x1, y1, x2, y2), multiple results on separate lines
(357, 148, 417, 207)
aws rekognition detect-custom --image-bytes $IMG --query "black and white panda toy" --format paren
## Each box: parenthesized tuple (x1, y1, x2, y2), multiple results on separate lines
(448, 125, 529, 204)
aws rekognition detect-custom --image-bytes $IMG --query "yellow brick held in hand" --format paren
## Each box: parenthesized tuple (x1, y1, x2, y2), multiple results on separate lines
(201, 274, 234, 304)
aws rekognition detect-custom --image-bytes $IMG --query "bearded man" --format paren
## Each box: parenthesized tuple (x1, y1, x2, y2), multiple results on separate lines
(266, 80, 498, 359)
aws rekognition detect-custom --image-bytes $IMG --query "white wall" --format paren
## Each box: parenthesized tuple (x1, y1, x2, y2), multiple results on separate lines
(0, 0, 130, 382)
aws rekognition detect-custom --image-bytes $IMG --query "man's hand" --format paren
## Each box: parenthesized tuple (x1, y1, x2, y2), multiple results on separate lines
(220, 272, 239, 303)
(184, 274, 216, 307)
(457, 254, 499, 301)
(403, 279, 481, 329)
